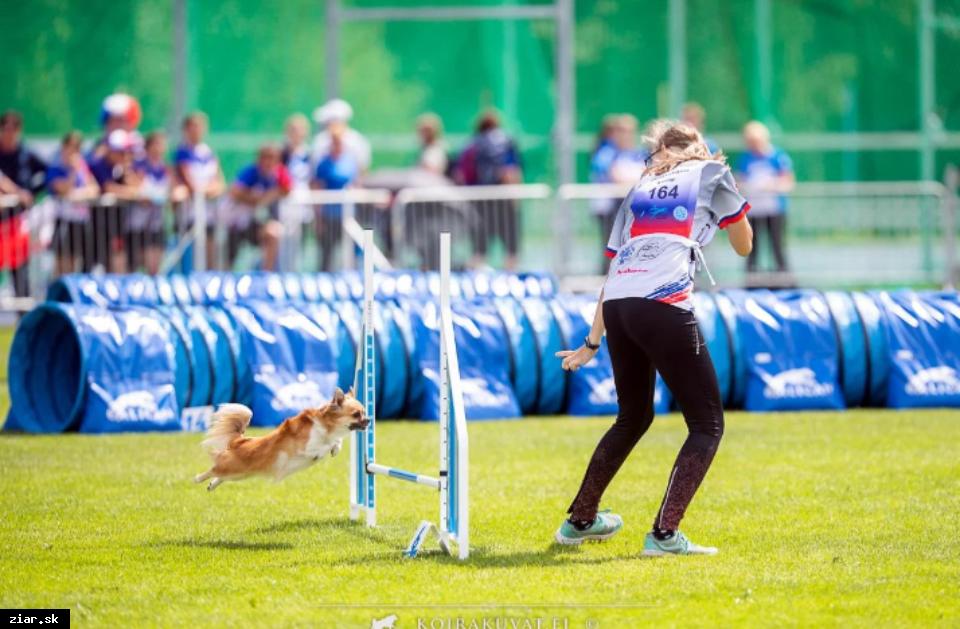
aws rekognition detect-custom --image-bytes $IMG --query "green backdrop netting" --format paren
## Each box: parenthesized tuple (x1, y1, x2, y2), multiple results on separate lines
(3, 0, 960, 181)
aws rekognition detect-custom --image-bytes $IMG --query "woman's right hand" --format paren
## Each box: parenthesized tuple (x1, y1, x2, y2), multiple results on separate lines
(556, 345, 599, 372)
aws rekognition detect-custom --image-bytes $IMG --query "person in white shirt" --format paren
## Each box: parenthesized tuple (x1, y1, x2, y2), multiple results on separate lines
(415, 112, 448, 176)
(554, 120, 754, 556)
(282, 113, 313, 192)
(311, 99, 371, 174)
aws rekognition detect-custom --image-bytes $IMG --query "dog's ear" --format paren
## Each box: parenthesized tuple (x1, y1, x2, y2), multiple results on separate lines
(346, 386, 355, 399)
(330, 387, 345, 409)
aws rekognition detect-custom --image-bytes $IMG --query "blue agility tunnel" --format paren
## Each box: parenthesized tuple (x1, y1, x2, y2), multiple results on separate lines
(234, 272, 289, 302)
(520, 297, 566, 415)
(47, 273, 167, 307)
(730, 290, 845, 411)
(178, 305, 238, 408)
(7, 303, 183, 433)
(874, 290, 960, 408)
(550, 295, 615, 416)
(155, 306, 194, 409)
(301, 302, 347, 392)
(46, 274, 119, 306)
(374, 301, 413, 419)
(9, 271, 960, 434)
(492, 297, 540, 415)
(692, 292, 736, 407)
(407, 299, 521, 420)
(550, 295, 674, 417)
(852, 291, 891, 407)
(226, 301, 340, 426)
(822, 291, 870, 407)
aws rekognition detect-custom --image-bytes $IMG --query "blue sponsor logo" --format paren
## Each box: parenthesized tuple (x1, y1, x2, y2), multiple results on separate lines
(673, 206, 688, 221)
(617, 242, 636, 265)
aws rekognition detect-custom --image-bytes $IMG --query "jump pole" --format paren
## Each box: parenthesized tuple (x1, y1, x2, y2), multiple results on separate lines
(349, 230, 469, 560)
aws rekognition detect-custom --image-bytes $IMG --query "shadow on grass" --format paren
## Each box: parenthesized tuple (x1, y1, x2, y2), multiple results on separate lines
(158, 518, 643, 566)
(150, 517, 404, 554)
(249, 516, 355, 535)
(150, 539, 295, 551)
(249, 516, 395, 544)
(326, 542, 650, 568)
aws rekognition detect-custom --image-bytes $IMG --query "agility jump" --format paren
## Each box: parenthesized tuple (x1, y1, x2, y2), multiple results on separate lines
(349, 230, 470, 560)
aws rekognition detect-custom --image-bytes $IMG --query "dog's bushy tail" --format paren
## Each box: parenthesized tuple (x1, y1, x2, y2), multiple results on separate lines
(202, 404, 252, 457)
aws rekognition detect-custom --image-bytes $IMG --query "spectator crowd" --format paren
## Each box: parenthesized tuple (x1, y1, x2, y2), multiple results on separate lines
(0, 92, 794, 299)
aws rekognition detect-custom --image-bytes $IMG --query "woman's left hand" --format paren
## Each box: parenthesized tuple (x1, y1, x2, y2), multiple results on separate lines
(556, 345, 598, 371)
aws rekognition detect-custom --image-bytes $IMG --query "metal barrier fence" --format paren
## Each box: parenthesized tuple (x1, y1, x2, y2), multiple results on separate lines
(2, 175, 958, 312)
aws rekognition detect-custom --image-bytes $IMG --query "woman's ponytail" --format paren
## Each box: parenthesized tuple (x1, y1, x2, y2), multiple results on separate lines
(642, 120, 724, 176)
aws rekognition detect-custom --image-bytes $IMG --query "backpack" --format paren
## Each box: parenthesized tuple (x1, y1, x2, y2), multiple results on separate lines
(472, 129, 514, 185)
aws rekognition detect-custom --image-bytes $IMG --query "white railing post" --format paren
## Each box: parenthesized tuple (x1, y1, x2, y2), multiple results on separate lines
(192, 188, 206, 272)
(945, 164, 959, 289)
(343, 201, 356, 270)
(391, 196, 406, 268)
(279, 197, 301, 272)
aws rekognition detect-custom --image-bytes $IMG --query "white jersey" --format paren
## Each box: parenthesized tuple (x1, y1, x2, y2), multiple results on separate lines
(603, 160, 749, 311)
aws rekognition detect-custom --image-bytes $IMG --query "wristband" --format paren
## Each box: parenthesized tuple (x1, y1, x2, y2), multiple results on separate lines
(584, 336, 600, 351)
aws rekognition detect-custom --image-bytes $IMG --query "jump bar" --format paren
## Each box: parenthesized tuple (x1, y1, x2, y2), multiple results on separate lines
(366, 463, 441, 490)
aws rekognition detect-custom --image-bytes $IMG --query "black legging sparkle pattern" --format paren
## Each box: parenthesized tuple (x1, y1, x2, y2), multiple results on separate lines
(567, 297, 724, 532)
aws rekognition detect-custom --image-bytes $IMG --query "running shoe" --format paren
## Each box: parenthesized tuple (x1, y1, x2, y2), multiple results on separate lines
(642, 530, 718, 556)
(554, 510, 623, 545)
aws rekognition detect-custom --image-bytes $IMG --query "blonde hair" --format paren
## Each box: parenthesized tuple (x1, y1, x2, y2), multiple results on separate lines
(742, 120, 771, 143)
(642, 119, 724, 176)
(285, 112, 310, 133)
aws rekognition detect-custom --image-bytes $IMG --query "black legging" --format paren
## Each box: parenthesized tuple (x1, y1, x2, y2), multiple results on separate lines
(567, 297, 724, 532)
(747, 214, 788, 272)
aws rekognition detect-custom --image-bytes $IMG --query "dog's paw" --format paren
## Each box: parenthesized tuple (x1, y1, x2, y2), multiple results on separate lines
(330, 440, 342, 457)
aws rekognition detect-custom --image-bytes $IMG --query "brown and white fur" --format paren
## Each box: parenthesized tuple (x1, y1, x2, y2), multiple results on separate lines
(194, 388, 368, 491)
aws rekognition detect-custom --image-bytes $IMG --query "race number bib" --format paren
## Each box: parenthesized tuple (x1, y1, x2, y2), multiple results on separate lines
(628, 171, 698, 238)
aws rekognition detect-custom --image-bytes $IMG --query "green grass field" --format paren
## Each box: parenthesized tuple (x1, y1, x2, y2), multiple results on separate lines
(1, 411, 958, 628)
(0, 326, 12, 420)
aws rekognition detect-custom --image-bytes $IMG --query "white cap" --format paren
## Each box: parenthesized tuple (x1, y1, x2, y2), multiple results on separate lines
(313, 99, 353, 125)
(106, 129, 133, 151)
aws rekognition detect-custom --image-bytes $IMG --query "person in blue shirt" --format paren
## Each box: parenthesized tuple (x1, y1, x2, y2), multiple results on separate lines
(173, 112, 226, 236)
(47, 131, 100, 275)
(88, 129, 142, 272)
(735, 121, 795, 277)
(227, 144, 291, 271)
(590, 114, 647, 270)
(129, 131, 185, 275)
(311, 125, 359, 271)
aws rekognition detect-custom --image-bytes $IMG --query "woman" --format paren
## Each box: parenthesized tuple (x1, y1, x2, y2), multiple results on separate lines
(589, 114, 647, 270)
(735, 121, 794, 277)
(555, 121, 753, 556)
(129, 131, 184, 275)
(415, 112, 448, 176)
(47, 131, 100, 275)
(312, 124, 359, 272)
